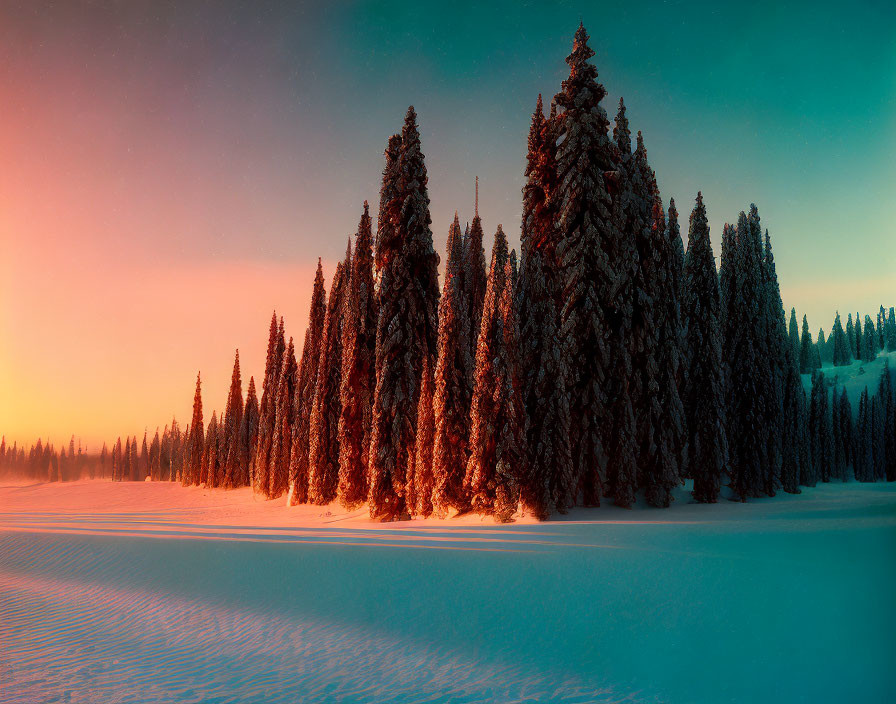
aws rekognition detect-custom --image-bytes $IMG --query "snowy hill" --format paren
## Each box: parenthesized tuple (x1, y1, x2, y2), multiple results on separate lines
(801, 349, 896, 413)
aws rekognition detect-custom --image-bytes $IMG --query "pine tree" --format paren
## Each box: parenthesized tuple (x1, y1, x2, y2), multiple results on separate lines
(760, 226, 788, 495)
(310, 253, 349, 505)
(150, 430, 161, 481)
(288, 261, 327, 505)
(464, 196, 488, 359)
(254, 313, 285, 493)
(799, 315, 816, 373)
(854, 388, 873, 481)
(877, 305, 886, 351)
(846, 313, 856, 359)
(886, 307, 896, 352)
(222, 350, 244, 489)
(267, 336, 297, 498)
(838, 387, 853, 479)
(788, 308, 801, 364)
(831, 312, 850, 366)
(863, 315, 877, 362)
(555, 24, 636, 508)
(871, 393, 886, 480)
(338, 203, 378, 510)
(203, 411, 219, 487)
(682, 193, 728, 503)
(723, 211, 766, 499)
(854, 312, 863, 361)
(466, 236, 527, 522)
(238, 377, 259, 487)
(411, 354, 435, 516)
(368, 106, 441, 520)
(638, 197, 685, 507)
(431, 214, 475, 517)
(878, 361, 895, 481)
(817, 328, 829, 364)
(184, 373, 204, 486)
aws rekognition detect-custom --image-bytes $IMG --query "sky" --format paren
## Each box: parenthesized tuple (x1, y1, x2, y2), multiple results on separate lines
(1, 0, 894, 448)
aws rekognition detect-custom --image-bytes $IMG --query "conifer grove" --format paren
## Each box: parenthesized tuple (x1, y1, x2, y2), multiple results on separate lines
(4, 25, 895, 522)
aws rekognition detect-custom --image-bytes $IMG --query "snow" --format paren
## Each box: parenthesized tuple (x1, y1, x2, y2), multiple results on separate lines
(1, 478, 894, 703)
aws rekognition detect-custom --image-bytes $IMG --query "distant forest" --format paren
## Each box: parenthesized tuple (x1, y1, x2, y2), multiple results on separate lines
(3, 25, 895, 521)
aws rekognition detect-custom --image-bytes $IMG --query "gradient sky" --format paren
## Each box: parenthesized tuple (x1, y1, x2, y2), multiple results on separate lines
(1, 0, 894, 448)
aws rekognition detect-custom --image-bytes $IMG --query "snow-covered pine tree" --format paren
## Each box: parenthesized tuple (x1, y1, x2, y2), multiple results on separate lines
(886, 307, 896, 352)
(521, 94, 560, 299)
(838, 387, 853, 478)
(878, 305, 886, 351)
(667, 197, 685, 321)
(288, 260, 327, 506)
(222, 350, 244, 489)
(638, 197, 685, 507)
(184, 373, 204, 486)
(150, 430, 161, 481)
(310, 253, 349, 505)
(466, 234, 527, 522)
(253, 313, 285, 493)
(682, 192, 728, 503)
(374, 134, 402, 291)
(464, 196, 488, 359)
(788, 308, 801, 364)
(555, 24, 636, 508)
(723, 211, 766, 499)
(411, 354, 435, 516)
(799, 315, 818, 374)
(203, 411, 218, 487)
(338, 204, 378, 510)
(267, 336, 297, 498)
(237, 376, 259, 487)
(878, 361, 895, 481)
(871, 393, 886, 480)
(368, 107, 441, 521)
(863, 315, 877, 362)
(846, 313, 856, 359)
(817, 328, 829, 364)
(831, 312, 850, 366)
(854, 312, 863, 361)
(431, 214, 475, 517)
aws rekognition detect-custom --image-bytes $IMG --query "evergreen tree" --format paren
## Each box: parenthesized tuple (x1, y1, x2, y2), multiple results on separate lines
(862, 315, 877, 362)
(846, 313, 856, 359)
(288, 261, 327, 505)
(886, 307, 896, 352)
(877, 305, 886, 351)
(464, 197, 488, 359)
(831, 312, 850, 366)
(799, 315, 816, 373)
(831, 387, 846, 480)
(817, 328, 829, 364)
(871, 393, 886, 480)
(854, 388, 873, 481)
(150, 430, 161, 481)
(204, 411, 219, 487)
(838, 387, 853, 479)
(682, 193, 728, 503)
(254, 313, 285, 493)
(723, 211, 766, 499)
(431, 214, 475, 517)
(338, 204, 378, 510)
(222, 350, 244, 489)
(788, 308, 801, 364)
(184, 372, 204, 486)
(466, 235, 527, 522)
(411, 354, 435, 516)
(854, 312, 863, 360)
(878, 361, 895, 481)
(238, 376, 259, 487)
(267, 336, 297, 498)
(637, 197, 686, 507)
(368, 107, 441, 521)
(310, 253, 349, 505)
(555, 24, 636, 507)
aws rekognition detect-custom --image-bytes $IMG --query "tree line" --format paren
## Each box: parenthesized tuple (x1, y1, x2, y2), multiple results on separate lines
(3, 25, 895, 519)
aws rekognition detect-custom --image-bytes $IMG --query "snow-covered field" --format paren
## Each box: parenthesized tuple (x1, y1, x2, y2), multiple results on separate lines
(1, 479, 894, 703)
